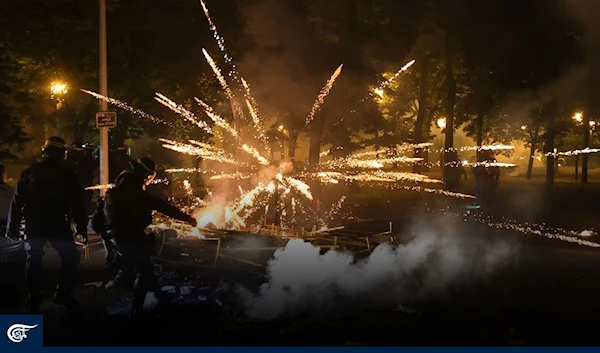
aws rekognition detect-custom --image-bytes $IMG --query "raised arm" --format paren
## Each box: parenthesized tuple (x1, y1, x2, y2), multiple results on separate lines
(146, 192, 197, 227)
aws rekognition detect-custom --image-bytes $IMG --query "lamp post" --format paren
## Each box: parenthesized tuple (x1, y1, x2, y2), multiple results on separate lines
(50, 81, 68, 110)
(589, 120, 596, 178)
(99, 0, 109, 195)
(437, 117, 447, 179)
(50, 81, 68, 136)
(278, 124, 288, 160)
(572, 112, 583, 180)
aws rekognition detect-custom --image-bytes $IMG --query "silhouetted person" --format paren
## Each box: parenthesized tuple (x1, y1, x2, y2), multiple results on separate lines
(109, 146, 131, 183)
(472, 152, 491, 207)
(0, 165, 13, 235)
(5, 137, 88, 313)
(103, 157, 197, 319)
(487, 153, 501, 193)
(67, 145, 97, 215)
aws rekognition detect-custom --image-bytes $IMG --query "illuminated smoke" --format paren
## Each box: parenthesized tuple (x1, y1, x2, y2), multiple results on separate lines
(239, 216, 518, 320)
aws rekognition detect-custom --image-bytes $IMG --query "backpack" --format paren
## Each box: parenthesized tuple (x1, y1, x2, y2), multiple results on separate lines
(90, 197, 106, 236)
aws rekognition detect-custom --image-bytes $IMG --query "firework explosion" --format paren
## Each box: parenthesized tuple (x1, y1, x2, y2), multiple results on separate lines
(83, 0, 594, 248)
(82, 1, 448, 234)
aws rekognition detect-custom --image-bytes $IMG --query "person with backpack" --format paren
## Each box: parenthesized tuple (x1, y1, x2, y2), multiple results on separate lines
(5, 136, 88, 313)
(103, 157, 197, 319)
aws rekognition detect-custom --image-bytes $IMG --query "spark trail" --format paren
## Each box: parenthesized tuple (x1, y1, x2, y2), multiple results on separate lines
(306, 64, 344, 125)
(155, 93, 212, 133)
(199, 0, 239, 83)
(81, 89, 171, 126)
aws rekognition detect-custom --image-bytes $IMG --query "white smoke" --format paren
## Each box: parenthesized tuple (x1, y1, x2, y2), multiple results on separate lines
(238, 216, 519, 320)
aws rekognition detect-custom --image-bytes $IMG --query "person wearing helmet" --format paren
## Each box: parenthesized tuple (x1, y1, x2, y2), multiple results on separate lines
(5, 136, 88, 313)
(103, 156, 197, 319)
(102, 157, 159, 288)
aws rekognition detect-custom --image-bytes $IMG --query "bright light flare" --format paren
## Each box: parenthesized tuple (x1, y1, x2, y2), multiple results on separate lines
(50, 82, 68, 98)
(437, 117, 446, 129)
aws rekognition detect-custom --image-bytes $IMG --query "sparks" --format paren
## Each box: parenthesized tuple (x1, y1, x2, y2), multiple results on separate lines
(81, 89, 171, 127)
(306, 64, 344, 125)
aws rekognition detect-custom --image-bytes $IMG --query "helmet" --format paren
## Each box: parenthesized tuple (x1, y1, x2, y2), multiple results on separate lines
(42, 136, 67, 159)
(129, 157, 157, 186)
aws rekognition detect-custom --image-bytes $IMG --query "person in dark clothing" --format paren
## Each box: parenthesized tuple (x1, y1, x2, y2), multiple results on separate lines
(5, 136, 88, 313)
(67, 145, 97, 215)
(487, 153, 501, 193)
(472, 150, 496, 207)
(102, 163, 146, 287)
(104, 157, 197, 318)
(109, 146, 132, 183)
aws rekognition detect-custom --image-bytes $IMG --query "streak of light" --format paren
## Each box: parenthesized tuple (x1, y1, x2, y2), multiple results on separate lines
(155, 93, 213, 133)
(81, 89, 171, 126)
(306, 64, 344, 125)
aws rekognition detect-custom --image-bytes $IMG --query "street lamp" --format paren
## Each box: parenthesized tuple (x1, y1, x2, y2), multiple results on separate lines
(277, 124, 288, 160)
(437, 117, 447, 178)
(50, 81, 68, 109)
(374, 88, 384, 99)
(572, 111, 590, 181)
(437, 117, 447, 130)
(521, 125, 527, 131)
(49, 81, 68, 137)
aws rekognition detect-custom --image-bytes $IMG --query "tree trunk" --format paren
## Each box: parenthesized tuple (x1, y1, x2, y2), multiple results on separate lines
(288, 132, 298, 163)
(582, 116, 590, 183)
(308, 111, 326, 167)
(413, 57, 429, 173)
(545, 100, 557, 191)
(475, 113, 484, 147)
(308, 112, 326, 215)
(526, 135, 536, 179)
(575, 155, 579, 180)
(195, 157, 202, 188)
(443, 30, 456, 182)
(273, 185, 280, 226)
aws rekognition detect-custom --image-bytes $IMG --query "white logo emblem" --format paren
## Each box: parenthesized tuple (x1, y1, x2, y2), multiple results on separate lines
(6, 324, 38, 343)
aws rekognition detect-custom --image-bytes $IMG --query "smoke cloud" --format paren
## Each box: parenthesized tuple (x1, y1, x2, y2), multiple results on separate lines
(238, 215, 519, 320)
